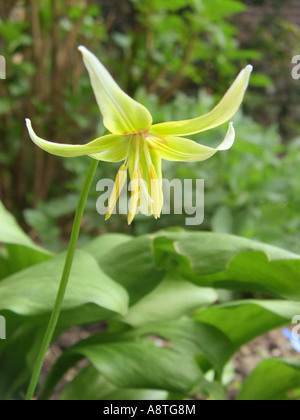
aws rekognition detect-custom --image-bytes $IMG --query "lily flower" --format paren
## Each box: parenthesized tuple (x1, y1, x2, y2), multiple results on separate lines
(26, 46, 252, 224)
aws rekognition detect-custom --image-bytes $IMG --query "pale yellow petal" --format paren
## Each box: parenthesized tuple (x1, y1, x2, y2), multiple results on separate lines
(147, 123, 235, 162)
(151, 65, 252, 137)
(26, 119, 128, 160)
(78, 46, 152, 135)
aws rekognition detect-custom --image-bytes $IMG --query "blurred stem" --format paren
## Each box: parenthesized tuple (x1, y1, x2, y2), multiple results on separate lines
(25, 159, 99, 401)
(160, 37, 197, 104)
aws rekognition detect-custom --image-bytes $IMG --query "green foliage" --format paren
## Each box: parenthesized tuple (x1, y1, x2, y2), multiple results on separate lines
(237, 359, 300, 401)
(0, 0, 257, 212)
(21, 89, 300, 255)
(1, 0, 297, 256)
(1, 0, 300, 402)
(131, 90, 300, 254)
(1, 202, 300, 400)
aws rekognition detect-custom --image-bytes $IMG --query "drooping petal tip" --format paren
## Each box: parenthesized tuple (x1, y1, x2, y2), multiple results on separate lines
(26, 118, 129, 159)
(217, 122, 235, 151)
(25, 118, 31, 129)
(147, 122, 235, 163)
(78, 45, 86, 54)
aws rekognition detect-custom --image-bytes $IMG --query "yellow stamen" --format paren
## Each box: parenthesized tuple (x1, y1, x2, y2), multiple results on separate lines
(149, 164, 161, 219)
(128, 171, 139, 225)
(139, 163, 144, 179)
(105, 164, 127, 220)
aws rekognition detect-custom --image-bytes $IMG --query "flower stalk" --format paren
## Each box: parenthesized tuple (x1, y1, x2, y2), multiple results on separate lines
(25, 159, 99, 400)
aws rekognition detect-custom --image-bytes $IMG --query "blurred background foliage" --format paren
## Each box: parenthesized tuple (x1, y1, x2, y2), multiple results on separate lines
(0, 0, 300, 252)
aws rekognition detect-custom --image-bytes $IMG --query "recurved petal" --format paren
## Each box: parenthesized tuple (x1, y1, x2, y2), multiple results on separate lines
(26, 119, 128, 159)
(89, 145, 128, 162)
(78, 46, 153, 135)
(147, 122, 235, 162)
(151, 65, 253, 137)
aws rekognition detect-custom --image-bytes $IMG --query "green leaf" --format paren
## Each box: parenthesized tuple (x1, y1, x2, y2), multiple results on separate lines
(124, 271, 217, 327)
(237, 359, 300, 400)
(196, 252, 300, 300)
(198, 377, 226, 401)
(0, 250, 129, 322)
(0, 201, 52, 274)
(154, 231, 299, 274)
(153, 231, 300, 300)
(82, 233, 132, 260)
(0, 256, 11, 280)
(0, 313, 44, 399)
(0, 201, 50, 254)
(99, 236, 164, 305)
(43, 320, 231, 399)
(5, 244, 52, 274)
(196, 299, 300, 356)
(60, 365, 168, 401)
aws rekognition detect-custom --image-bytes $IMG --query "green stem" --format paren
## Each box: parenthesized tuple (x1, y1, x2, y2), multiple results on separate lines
(25, 159, 99, 400)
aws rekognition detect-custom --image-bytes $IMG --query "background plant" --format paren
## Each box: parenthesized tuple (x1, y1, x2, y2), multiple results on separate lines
(1, 0, 300, 401)
(1, 203, 300, 400)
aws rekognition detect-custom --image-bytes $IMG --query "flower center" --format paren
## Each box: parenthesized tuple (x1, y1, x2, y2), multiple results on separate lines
(106, 131, 161, 224)
(123, 129, 149, 137)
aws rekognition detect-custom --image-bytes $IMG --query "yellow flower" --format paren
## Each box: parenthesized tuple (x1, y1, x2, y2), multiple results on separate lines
(26, 46, 252, 224)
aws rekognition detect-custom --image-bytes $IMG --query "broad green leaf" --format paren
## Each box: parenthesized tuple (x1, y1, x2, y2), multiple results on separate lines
(60, 365, 167, 401)
(196, 299, 300, 356)
(82, 233, 132, 260)
(0, 201, 52, 276)
(0, 201, 51, 257)
(197, 378, 226, 401)
(5, 244, 52, 274)
(43, 320, 231, 399)
(0, 313, 44, 399)
(153, 231, 299, 274)
(99, 236, 164, 305)
(0, 250, 128, 320)
(153, 232, 300, 299)
(237, 359, 300, 400)
(124, 271, 218, 327)
(194, 252, 300, 300)
(0, 256, 10, 280)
